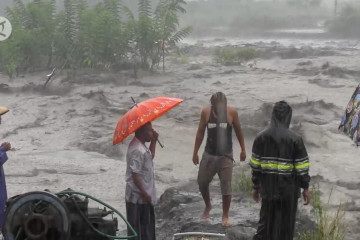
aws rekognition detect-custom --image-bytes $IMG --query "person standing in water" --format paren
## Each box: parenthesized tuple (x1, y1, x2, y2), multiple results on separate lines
(192, 92, 246, 226)
(0, 106, 11, 231)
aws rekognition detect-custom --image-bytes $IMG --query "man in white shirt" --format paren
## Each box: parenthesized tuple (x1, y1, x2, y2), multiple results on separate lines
(125, 122, 158, 240)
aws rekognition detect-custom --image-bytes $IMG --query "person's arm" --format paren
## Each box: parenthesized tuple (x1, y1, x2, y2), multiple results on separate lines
(132, 173, 151, 203)
(192, 108, 207, 165)
(294, 137, 311, 205)
(149, 130, 159, 159)
(0, 142, 10, 166)
(232, 108, 246, 161)
(250, 136, 262, 203)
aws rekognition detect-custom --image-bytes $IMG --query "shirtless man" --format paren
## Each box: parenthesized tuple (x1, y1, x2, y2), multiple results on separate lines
(192, 92, 246, 226)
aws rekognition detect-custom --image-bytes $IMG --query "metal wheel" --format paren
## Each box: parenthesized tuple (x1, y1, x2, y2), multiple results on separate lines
(3, 191, 71, 240)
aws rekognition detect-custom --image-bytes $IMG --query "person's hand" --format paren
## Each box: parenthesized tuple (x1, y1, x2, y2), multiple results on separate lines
(253, 189, 261, 203)
(142, 191, 152, 203)
(1, 142, 11, 151)
(240, 150, 246, 162)
(302, 188, 311, 205)
(192, 154, 199, 165)
(151, 130, 159, 142)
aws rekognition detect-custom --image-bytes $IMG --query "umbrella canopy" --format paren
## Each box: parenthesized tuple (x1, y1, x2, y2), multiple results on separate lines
(113, 97, 183, 145)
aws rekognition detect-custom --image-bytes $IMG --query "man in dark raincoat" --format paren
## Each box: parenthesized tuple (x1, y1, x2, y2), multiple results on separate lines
(0, 106, 11, 230)
(250, 101, 311, 240)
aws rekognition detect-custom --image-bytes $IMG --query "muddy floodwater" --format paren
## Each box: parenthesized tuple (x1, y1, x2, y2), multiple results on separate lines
(1, 35, 360, 239)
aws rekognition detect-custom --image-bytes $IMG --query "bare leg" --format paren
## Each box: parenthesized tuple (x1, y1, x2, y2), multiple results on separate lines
(200, 187, 212, 219)
(222, 195, 231, 227)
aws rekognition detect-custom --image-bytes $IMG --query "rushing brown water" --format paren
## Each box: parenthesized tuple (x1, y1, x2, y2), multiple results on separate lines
(1, 36, 360, 238)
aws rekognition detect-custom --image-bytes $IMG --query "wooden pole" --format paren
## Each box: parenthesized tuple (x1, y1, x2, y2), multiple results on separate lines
(334, 0, 338, 19)
(162, 39, 165, 72)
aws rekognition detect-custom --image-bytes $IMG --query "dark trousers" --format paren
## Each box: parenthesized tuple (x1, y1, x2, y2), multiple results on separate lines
(126, 201, 156, 240)
(253, 198, 298, 240)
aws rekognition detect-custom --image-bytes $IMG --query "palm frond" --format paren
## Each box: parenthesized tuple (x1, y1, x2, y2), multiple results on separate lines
(64, 0, 77, 42)
(13, 0, 33, 28)
(51, 0, 57, 21)
(169, 0, 187, 14)
(168, 25, 192, 46)
(121, 4, 135, 21)
(104, 0, 122, 21)
(138, 0, 152, 17)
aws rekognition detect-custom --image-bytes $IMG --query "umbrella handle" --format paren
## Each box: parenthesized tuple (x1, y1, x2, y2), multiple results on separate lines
(131, 96, 138, 108)
(157, 139, 164, 148)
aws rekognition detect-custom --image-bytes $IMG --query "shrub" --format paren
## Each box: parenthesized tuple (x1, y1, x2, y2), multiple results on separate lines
(296, 184, 346, 240)
(0, 0, 192, 77)
(232, 167, 253, 197)
(214, 47, 257, 66)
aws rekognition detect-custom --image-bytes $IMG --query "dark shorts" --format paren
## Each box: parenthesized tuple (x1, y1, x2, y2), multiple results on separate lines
(197, 151, 233, 195)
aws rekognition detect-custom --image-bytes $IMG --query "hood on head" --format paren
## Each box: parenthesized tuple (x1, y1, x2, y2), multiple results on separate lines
(271, 101, 292, 128)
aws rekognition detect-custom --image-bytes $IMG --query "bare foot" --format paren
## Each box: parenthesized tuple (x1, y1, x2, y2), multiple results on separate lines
(201, 205, 212, 219)
(222, 216, 230, 227)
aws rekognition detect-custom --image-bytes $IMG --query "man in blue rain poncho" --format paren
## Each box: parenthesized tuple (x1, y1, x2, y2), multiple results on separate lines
(0, 106, 11, 231)
(250, 101, 311, 240)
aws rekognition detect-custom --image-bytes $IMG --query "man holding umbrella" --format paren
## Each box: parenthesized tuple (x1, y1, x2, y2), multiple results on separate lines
(125, 122, 158, 240)
(0, 106, 11, 232)
(113, 97, 183, 240)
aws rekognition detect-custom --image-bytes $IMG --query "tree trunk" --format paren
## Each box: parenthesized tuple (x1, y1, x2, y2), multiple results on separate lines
(334, 0, 338, 19)
(162, 39, 165, 72)
(47, 45, 53, 68)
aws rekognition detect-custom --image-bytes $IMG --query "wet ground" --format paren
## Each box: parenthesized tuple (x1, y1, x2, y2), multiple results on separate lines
(1, 36, 360, 239)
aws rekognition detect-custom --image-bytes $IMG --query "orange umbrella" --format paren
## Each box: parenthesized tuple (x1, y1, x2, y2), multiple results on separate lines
(113, 97, 183, 145)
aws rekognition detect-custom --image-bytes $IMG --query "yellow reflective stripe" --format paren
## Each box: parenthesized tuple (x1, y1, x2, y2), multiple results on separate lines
(261, 163, 293, 170)
(251, 157, 309, 171)
(250, 156, 261, 166)
(295, 162, 309, 169)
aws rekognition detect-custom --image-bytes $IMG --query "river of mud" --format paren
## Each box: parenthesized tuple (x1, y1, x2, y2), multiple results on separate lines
(1, 36, 360, 239)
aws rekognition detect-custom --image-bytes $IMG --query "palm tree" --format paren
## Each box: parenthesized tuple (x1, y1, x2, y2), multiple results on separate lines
(153, 0, 191, 71)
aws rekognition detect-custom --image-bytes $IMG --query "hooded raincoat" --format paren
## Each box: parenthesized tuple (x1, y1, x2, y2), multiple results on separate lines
(250, 101, 310, 240)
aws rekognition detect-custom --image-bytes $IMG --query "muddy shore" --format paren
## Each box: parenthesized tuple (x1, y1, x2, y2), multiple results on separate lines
(1, 38, 360, 239)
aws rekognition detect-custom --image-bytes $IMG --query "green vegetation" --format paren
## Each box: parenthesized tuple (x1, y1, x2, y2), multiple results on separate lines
(214, 47, 257, 66)
(232, 167, 253, 197)
(170, 49, 189, 64)
(296, 184, 346, 240)
(0, 0, 191, 77)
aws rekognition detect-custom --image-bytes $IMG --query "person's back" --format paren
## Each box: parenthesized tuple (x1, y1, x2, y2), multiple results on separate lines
(204, 105, 233, 157)
(250, 101, 310, 240)
(254, 125, 306, 200)
(192, 92, 246, 226)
